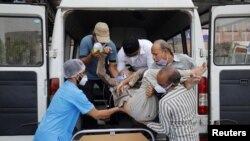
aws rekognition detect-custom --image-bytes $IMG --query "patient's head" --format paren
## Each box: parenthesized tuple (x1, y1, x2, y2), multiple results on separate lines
(157, 66, 181, 91)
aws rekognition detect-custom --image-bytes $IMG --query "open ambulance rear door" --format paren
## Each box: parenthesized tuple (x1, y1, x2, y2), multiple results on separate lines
(0, 3, 48, 141)
(209, 4, 250, 125)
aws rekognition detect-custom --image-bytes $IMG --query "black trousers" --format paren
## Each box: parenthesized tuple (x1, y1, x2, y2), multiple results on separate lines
(78, 79, 115, 129)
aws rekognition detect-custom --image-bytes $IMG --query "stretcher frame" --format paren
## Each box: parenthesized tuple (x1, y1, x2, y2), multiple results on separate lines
(71, 128, 155, 141)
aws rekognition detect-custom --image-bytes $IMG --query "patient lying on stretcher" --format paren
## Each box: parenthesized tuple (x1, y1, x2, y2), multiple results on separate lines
(96, 49, 206, 121)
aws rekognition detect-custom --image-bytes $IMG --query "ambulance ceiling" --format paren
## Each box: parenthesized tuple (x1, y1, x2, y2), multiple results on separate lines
(50, 0, 250, 28)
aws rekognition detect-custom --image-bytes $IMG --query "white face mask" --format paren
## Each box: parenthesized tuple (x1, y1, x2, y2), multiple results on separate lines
(79, 75, 88, 86)
(154, 83, 173, 94)
(130, 55, 139, 63)
(154, 84, 167, 93)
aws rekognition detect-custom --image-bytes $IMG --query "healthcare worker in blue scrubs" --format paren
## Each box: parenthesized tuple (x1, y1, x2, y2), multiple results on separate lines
(33, 59, 120, 141)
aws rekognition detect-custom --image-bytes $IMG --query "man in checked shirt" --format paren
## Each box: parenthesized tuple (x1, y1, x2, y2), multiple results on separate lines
(141, 66, 202, 141)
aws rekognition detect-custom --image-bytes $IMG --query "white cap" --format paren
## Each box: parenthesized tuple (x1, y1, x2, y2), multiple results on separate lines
(64, 59, 85, 78)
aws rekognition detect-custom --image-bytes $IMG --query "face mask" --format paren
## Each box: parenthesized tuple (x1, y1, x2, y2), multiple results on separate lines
(130, 55, 138, 63)
(115, 73, 128, 82)
(156, 52, 169, 66)
(115, 76, 125, 82)
(154, 83, 173, 98)
(154, 84, 167, 93)
(79, 75, 88, 86)
(154, 83, 173, 93)
(76, 75, 82, 85)
(156, 58, 168, 66)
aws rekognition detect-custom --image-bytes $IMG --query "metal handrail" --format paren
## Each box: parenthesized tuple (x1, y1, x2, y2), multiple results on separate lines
(71, 128, 155, 141)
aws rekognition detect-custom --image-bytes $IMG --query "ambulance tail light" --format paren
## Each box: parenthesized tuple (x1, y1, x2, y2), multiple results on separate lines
(198, 77, 208, 115)
(49, 78, 59, 99)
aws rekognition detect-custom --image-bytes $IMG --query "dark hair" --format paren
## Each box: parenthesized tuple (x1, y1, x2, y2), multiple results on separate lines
(122, 38, 139, 55)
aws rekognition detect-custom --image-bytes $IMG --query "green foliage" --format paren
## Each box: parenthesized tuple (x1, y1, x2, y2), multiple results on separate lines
(6, 39, 36, 65)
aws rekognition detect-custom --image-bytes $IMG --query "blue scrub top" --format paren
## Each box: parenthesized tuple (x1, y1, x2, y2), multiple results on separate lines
(79, 35, 117, 80)
(33, 80, 94, 141)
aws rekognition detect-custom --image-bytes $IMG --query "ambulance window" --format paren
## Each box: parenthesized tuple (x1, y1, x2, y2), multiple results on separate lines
(0, 17, 43, 66)
(166, 34, 183, 53)
(166, 29, 191, 56)
(214, 17, 250, 65)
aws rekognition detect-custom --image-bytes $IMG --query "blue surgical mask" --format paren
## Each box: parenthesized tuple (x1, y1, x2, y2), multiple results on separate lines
(115, 73, 128, 82)
(156, 58, 168, 66)
(115, 76, 125, 82)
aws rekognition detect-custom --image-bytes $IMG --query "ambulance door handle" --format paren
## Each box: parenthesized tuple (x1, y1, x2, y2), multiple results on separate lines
(239, 79, 249, 85)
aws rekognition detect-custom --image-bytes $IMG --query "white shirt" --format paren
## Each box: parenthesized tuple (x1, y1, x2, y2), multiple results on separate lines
(117, 39, 154, 72)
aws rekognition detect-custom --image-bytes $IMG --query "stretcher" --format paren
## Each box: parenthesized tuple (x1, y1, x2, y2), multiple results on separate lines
(71, 128, 155, 141)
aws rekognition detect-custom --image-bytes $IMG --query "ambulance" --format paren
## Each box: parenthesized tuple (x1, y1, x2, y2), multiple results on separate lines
(1, 0, 249, 140)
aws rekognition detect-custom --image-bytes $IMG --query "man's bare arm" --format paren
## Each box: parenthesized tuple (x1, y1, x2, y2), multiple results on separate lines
(80, 51, 100, 66)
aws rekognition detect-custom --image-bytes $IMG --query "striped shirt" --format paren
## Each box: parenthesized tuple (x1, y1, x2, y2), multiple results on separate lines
(147, 85, 199, 141)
